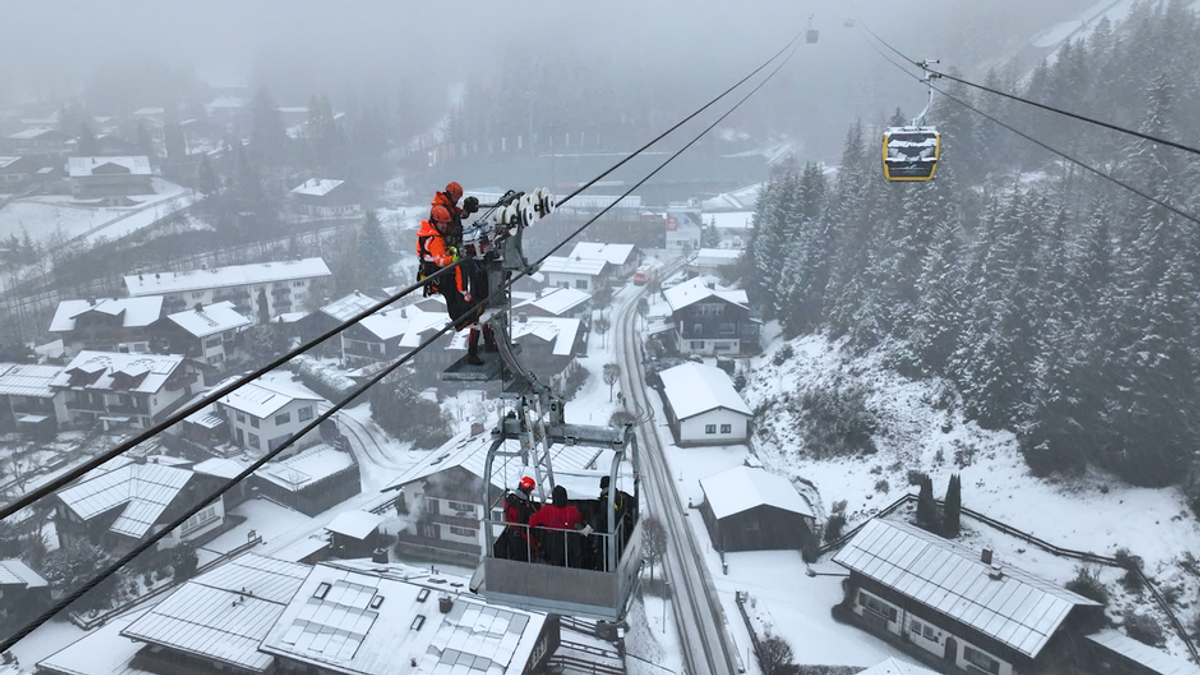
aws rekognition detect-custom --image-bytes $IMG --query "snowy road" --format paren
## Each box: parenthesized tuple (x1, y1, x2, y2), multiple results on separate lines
(616, 263, 740, 675)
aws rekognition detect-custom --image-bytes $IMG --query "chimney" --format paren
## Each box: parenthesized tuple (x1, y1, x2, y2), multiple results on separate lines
(438, 595, 453, 614)
(518, 312, 528, 323)
(87, 297, 96, 306)
(988, 564, 1004, 580)
(138, 273, 144, 282)
(155, 272, 160, 280)
(981, 549, 993, 565)
(470, 422, 484, 436)
(371, 548, 388, 564)
(400, 308, 407, 318)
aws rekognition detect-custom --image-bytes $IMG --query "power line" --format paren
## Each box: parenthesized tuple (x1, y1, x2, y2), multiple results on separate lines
(0, 41, 799, 654)
(853, 11, 1200, 161)
(856, 22, 1200, 230)
(0, 34, 803, 523)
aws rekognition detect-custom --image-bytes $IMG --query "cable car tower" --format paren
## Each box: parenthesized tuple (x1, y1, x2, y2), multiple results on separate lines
(444, 190, 643, 622)
(883, 60, 942, 182)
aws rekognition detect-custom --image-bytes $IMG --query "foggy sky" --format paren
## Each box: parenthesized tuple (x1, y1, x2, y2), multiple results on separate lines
(0, 0, 1096, 157)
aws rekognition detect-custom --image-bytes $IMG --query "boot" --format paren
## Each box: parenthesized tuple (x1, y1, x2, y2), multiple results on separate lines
(467, 328, 484, 366)
(483, 325, 499, 353)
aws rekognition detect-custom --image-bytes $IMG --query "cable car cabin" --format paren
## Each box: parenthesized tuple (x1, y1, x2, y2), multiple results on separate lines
(471, 423, 642, 622)
(883, 127, 941, 181)
(806, 29, 820, 44)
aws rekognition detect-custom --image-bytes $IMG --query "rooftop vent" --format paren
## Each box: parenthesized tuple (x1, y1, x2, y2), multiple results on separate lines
(438, 595, 453, 614)
(988, 564, 1004, 581)
(981, 549, 993, 565)
(416, 588, 430, 603)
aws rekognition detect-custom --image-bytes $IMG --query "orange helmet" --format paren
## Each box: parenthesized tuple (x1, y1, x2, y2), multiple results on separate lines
(430, 205, 451, 223)
(519, 476, 535, 491)
(445, 181, 463, 202)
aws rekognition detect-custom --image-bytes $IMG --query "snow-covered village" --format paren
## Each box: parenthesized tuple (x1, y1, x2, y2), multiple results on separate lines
(2, 1, 1200, 674)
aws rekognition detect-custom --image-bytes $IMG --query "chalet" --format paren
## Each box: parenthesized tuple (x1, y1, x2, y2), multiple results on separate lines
(205, 95, 248, 123)
(253, 442, 361, 516)
(834, 518, 1105, 675)
(259, 563, 559, 675)
(658, 363, 751, 446)
(0, 559, 50, 630)
(567, 241, 639, 279)
(663, 277, 760, 356)
(50, 351, 204, 431)
(324, 510, 386, 559)
(665, 210, 703, 250)
(539, 255, 607, 292)
(448, 315, 583, 380)
(50, 296, 165, 356)
(289, 178, 362, 219)
(513, 287, 591, 319)
(0, 363, 67, 437)
(67, 156, 154, 197)
(339, 298, 449, 370)
(118, 555, 309, 675)
(215, 378, 325, 454)
(6, 127, 68, 156)
(0, 155, 40, 188)
(53, 459, 226, 555)
(153, 301, 252, 371)
(698, 465, 815, 552)
(298, 290, 383, 345)
(384, 431, 612, 565)
(688, 248, 742, 277)
(124, 258, 331, 318)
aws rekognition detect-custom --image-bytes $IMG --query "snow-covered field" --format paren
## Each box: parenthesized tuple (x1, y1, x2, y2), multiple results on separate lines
(741, 327, 1200, 659)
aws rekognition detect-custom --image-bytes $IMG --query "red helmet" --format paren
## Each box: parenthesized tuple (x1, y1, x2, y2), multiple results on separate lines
(445, 181, 463, 202)
(519, 476, 535, 491)
(430, 205, 451, 223)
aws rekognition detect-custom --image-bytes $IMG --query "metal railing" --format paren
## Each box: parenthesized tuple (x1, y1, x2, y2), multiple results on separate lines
(487, 510, 637, 572)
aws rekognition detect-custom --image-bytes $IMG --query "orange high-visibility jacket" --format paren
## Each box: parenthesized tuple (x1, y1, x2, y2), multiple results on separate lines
(416, 220, 465, 292)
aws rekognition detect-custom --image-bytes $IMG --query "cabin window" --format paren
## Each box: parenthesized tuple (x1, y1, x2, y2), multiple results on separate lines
(369, 595, 384, 609)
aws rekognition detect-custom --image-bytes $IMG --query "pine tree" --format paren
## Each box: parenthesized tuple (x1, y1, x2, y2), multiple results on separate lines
(356, 210, 394, 288)
(250, 86, 288, 166)
(196, 154, 220, 197)
(77, 121, 98, 156)
(908, 215, 964, 374)
(136, 120, 154, 159)
(942, 474, 962, 537)
(257, 288, 271, 324)
(916, 474, 937, 533)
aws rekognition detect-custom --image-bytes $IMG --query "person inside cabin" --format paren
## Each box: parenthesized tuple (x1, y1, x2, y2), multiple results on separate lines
(591, 475, 637, 570)
(528, 485, 592, 567)
(496, 475, 539, 562)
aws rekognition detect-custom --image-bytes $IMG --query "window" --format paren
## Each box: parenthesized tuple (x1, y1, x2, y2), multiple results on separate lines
(275, 412, 291, 425)
(705, 424, 716, 434)
(205, 336, 222, 348)
(690, 341, 705, 350)
(714, 341, 734, 351)
(417, 588, 430, 603)
(298, 406, 313, 422)
(720, 424, 732, 434)
(742, 520, 760, 531)
(192, 292, 205, 299)
(369, 595, 384, 609)
(236, 412, 246, 423)
(248, 433, 260, 449)
(449, 526, 476, 537)
(314, 582, 331, 600)
(410, 615, 426, 631)
(447, 501, 475, 513)
(963, 647, 1000, 674)
(575, 279, 588, 289)
(857, 592, 897, 622)
(910, 619, 938, 642)
(251, 417, 260, 428)
(293, 280, 306, 287)
(181, 505, 219, 533)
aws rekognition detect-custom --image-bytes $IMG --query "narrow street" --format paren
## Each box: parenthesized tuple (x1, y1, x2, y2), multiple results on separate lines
(615, 265, 740, 675)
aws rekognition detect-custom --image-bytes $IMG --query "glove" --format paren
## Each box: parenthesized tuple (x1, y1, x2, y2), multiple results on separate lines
(581, 524, 594, 536)
(463, 196, 480, 213)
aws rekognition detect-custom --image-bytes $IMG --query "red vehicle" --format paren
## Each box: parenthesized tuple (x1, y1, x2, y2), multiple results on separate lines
(633, 269, 651, 286)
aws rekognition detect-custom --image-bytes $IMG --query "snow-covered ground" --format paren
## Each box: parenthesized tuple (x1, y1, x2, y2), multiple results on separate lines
(741, 327, 1200, 660)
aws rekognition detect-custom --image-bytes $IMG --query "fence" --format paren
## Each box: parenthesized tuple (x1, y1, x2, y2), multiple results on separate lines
(814, 492, 1200, 663)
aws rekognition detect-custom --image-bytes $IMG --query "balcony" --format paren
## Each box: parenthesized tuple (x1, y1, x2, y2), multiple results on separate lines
(66, 398, 106, 412)
(343, 342, 385, 359)
(429, 512, 478, 529)
(107, 402, 150, 416)
(271, 287, 291, 297)
(164, 371, 200, 392)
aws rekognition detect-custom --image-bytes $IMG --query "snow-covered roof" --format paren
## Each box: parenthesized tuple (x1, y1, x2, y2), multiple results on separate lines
(320, 291, 383, 322)
(538, 255, 607, 276)
(857, 658, 940, 675)
(835, 518, 1101, 659)
(662, 277, 749, 313)
(1085, 629, 1200, 675)
(324, 510, 384, 540)
(7, 127, 56, 140)
(206, 95, 248, 109)
(125, 258, 332, 296)
(0, 559, 48, 588)
(0, 363, 62, 398)
(568, 242, 635, 266)
(358, 302, 445, 345)
(692, 248, 743, 267)
(386, 430, 609, 494)
(218, 378, 323, 418)
(193, 457, 245, 479)
(133, 107, 164, 116)
(50, 296, 165, 332)
(705, 211, 755, 230)
(700, 466, 813, 520)
(257, 443, 354, 491)
(290, 178, 344, 197)
(56, 462, 194, 538)
(0, 156, 21, 170)
(37, 609, 151, 675)
(513, 287, 590, 316)
(121, 555, 310, 673)
(67, 156, 152, 178)
(165, 301, 252, 337)
(259, 563, 546, 675)
(52, 351, 187, 395)
(659, 363, 750, 420)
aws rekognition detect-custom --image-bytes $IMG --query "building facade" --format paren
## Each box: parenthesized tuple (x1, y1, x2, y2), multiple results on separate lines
(67, 156, 154, 197)
(663, 277, 760, 356)
(658, 363, 752, 446)
(215, 379, 325, 454)
(153, 301, 252, 372)
(124, 258, 331, 319)
(698, 466, 815, 552)
(50, 352, 204, 431)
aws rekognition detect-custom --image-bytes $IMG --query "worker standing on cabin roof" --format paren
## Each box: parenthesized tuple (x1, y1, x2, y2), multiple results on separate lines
(416, 206, 477, 340)
(497, 476, 539, 562)
(528, 485, 592, 567)
(428, 181, 495, 364)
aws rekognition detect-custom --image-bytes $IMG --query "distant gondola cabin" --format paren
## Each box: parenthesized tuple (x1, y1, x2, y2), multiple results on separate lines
(883, 127, 941, 181)
(699, 466, 815, 552)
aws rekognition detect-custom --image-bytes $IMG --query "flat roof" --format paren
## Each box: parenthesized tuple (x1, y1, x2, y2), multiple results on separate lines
(291, 178, 344, 197)
(125, 258, 331, 296)
(37, 609, 152, 675)
(834, 518, 1101, 659)
(325, 510, 384, 540)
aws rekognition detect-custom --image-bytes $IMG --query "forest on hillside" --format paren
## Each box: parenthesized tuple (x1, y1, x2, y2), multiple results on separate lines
(737, 1, 1200, 496)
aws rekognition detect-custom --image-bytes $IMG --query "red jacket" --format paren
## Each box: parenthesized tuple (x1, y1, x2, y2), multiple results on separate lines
(416, 220, 464, 292)
(504, 492, 538, 546)
(528, 503, 583, 532)
(432, 192, 464, 224)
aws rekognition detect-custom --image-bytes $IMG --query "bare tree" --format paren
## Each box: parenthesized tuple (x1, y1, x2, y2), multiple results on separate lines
(757, 633, 794, 675)
(602, 363, 621, 402)
(594, 315, 611, 347)
(641, 516, 667, 584)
